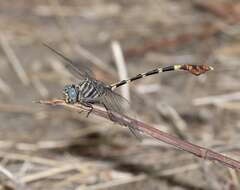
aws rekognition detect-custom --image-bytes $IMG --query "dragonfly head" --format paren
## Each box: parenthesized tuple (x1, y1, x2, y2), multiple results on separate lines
(63, 84, 78, 104)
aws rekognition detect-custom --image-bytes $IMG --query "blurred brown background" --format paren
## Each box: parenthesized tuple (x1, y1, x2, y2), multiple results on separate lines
(0, 0, 240, 189)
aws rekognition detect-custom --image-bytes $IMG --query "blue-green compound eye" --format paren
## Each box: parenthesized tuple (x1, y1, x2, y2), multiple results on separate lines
(64, 85, 70, 92)
(63, 85, 78, 103)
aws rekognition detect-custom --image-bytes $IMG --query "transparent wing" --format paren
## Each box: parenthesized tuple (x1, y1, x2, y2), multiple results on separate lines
(101, 87, 128, 115)
(43, 43, 93, 80)
(100, 88, 141, 139)
(65, 60, 94, 80)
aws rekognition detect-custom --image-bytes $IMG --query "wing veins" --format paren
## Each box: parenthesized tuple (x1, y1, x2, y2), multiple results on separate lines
(43, 43, 87, 79)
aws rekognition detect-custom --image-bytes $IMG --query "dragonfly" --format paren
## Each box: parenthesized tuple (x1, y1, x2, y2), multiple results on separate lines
(43, 43, 213, 136)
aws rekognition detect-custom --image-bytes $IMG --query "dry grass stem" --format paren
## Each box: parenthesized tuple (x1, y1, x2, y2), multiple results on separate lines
(1, 1, 240, 189)
(76, 174, 146, 190)
(48, 58, 73, 82)
(156, 103, 188, 140)
(217, 102, 240, 110)
(31, 61, 49, 97)
(53, 173, 89, 188)
(22, 164, 80, 183)
(0, 77, 13, 95)
(49, 0, 113, 74)
(193, 92, 240, 106)
(111, 41, 130, 100)
(32, 76, 49, 98)
(159, 163, 207, 176)
(38, 99, 240, 171)
(0, 34, 30, 86)
(0, 164, 21, 184)
(0, 104, 38, 114)
(0, 139, 93, 151)
(0, 151, 61, 166)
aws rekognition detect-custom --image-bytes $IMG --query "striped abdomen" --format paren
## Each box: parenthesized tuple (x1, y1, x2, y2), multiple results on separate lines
(110, 64, 213, 90)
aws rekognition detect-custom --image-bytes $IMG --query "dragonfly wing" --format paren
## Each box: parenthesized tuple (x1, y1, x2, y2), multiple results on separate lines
(100, 87, 128, 115)
(43, 43, 94, 80)
(99, 87, 141, 139)
(64, 61, 93, 80)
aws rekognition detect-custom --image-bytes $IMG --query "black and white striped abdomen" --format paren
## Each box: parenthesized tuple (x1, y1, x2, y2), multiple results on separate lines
(77, 79, 104, 100)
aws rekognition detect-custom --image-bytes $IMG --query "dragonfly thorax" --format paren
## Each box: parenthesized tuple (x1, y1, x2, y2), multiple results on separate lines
(78, 79, 104, 100)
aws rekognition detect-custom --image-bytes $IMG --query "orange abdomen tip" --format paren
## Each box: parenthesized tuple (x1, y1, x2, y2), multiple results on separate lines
(180, 64, 214, 76)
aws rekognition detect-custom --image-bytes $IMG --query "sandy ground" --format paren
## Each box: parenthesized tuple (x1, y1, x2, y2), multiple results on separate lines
(0, 0, 240, 189)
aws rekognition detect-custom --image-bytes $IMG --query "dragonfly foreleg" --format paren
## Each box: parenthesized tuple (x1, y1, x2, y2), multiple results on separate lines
(80, 97, 102, 117)
(80, 101, 94, 117)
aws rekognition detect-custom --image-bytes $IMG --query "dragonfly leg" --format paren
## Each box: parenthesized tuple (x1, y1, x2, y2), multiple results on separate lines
(80, 101, 94, 117)
(80, 97, 103, 117)
(86, 106, 93, 117)
(103, 103, 141, 140)
(77, 110, 84, 114)
(79, 95, 98, 117)
(101, 103, 116, 121)
(128, 126, 141, 141)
